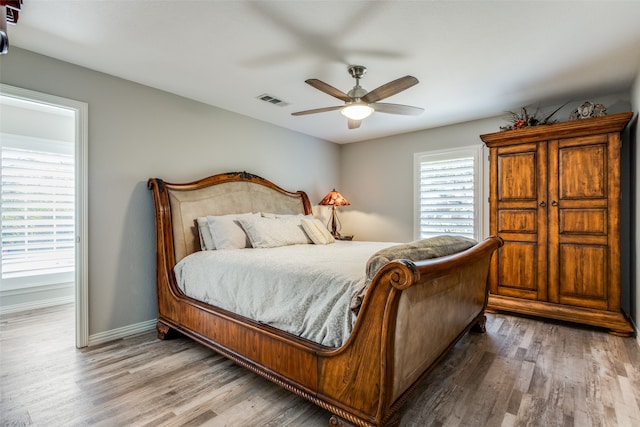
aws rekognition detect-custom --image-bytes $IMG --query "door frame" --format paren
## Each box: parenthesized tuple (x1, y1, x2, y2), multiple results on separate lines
(1, 83, 89, 348)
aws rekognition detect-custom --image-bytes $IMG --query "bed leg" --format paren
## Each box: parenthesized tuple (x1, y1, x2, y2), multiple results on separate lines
(470, 314, 487, 333)
(156, 321, 176, 340)
(328, 415, 358, 427)
(328, 413, 399, 427)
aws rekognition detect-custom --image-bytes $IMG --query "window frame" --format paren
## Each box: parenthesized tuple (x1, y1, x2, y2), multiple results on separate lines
(413, 145, 485, 241)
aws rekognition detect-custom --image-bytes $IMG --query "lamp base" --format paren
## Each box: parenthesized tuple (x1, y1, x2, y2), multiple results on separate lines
(335, 235, 353, 241)
(328, 206, 340, 237)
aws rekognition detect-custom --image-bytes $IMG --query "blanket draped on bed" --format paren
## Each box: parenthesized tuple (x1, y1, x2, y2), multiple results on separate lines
(350, 235, 478, 314)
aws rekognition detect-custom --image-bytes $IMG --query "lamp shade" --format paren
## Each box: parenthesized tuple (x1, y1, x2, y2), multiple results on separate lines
(319, 189, 350, 207)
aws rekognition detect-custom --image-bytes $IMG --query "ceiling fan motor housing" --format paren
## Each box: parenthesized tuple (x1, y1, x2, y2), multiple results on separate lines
(347, 86, 367, 100)
(348, 65, 367, 80)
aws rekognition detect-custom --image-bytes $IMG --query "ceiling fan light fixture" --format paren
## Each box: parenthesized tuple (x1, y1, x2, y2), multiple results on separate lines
(341, 103, 373, 120)
(292, 67, 421, 128)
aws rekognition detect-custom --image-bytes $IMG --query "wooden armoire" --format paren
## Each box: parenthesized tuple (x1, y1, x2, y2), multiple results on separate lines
(481, 112, 634, 336)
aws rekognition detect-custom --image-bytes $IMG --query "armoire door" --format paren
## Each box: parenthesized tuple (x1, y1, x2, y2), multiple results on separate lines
(489, 141, 548, 301)
(547, 133, 620, 310)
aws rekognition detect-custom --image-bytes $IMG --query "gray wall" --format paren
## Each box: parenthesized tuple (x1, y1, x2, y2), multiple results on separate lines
(339, 117, 496, 242)
(339, 94, 634, 326)
(0, 48, 340, 336)
(339, 95, 631, 242)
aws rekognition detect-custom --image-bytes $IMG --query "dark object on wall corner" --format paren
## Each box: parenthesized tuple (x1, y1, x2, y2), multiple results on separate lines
(0, 5, 8, 55)
(2, 0, 21, 23)
(569, 101, 607, 120)
(1, 0, 24, 55)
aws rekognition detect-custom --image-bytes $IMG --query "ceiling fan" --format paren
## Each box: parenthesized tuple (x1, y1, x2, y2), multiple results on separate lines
(292, 65, 423, 129)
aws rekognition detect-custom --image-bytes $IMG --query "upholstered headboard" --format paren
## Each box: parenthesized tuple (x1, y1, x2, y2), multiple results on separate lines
(149, 172, 312, 263)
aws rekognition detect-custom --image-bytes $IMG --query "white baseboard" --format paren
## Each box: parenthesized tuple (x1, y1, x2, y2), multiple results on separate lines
(88, 318, 157, 346)
(0, 295, 74, 315)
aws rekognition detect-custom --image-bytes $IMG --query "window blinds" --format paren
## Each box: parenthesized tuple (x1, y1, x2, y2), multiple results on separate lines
(418, 156, 475, 239)
(1, 145, 75, 278)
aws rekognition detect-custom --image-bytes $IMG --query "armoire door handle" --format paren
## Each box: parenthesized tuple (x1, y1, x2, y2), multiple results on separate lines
(539, 201, 546, 207)
(552, 200, 558, 206)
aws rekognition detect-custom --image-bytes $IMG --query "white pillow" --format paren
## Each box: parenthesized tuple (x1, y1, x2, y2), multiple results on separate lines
(238, 216, 312, 248)
(301, 218, 335, 245)
(207, 213, 260, 250)
(196, 217, 215, 250)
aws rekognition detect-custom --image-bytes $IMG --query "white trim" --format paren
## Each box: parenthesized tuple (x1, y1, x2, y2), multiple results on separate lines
(88, 319, 157, 346)
(1, 132, 74, 154)
(75, 94, 89, 349)
(481, 145, 490, 238)
(0, 295, 74, 315)
(0, 84, 89, 348)
(1, 281, 72, 296)
(413, 145, 485, 241)
(2, 272, 75, 290)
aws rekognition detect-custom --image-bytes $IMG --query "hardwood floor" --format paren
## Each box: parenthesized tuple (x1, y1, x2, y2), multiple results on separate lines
(1, 304, 639, 426)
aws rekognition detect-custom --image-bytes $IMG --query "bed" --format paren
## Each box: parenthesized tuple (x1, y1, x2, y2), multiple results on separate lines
(147, 171, 502, 427)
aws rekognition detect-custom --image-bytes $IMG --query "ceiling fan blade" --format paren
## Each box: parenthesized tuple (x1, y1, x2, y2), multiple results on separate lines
(291, 105, 344, 116)
(361, 76, 419, 103)
(372, 102, 424, 116)
(348, 119, 362, 129)
(305, 79, 352, 102)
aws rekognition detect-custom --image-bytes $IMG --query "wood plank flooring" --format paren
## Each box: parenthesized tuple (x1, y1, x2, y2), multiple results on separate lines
(1, 304, 639, 426)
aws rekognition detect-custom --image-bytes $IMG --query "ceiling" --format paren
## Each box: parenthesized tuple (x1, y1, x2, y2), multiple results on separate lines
(6, 1, 640, 144)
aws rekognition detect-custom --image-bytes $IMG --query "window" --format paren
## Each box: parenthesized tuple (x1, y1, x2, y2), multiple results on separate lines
(1, 135, 75, 285)
(414, 146, 484, 240)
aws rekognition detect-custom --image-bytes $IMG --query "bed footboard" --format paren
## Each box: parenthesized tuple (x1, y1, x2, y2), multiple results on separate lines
(314, 236, 502, 427)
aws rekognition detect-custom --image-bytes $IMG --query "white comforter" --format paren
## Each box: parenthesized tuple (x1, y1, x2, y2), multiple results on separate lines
(174, 241, 395, 347)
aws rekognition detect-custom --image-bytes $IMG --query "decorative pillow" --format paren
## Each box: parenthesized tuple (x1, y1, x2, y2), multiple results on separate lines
(238, 216, 312, 248)
(196, 217, 215, 250)
(351, 235, 478, 315)
(207, 213, 260, 250)
(301, 218, 335, 245)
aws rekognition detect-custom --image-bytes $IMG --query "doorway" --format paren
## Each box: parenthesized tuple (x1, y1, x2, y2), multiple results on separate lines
(0, 84, 88, 348)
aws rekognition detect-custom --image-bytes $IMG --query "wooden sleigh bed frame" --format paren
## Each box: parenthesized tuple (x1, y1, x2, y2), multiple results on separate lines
(148, 171, 502, 427)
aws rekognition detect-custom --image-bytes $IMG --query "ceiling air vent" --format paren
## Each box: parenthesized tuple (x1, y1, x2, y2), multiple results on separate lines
(257, 93, 289, 107)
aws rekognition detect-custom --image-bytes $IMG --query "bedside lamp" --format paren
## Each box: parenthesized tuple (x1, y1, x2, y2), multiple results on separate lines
(319, 189, 350, 237)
